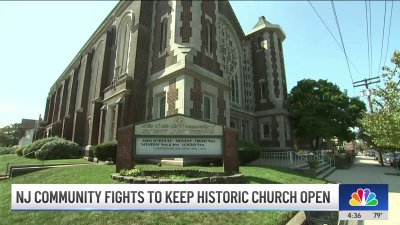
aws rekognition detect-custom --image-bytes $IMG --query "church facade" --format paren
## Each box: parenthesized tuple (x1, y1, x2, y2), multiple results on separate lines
(37, 0, 293, 155)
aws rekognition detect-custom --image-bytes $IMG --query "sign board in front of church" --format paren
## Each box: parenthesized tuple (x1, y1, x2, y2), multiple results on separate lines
(134, 115, 223, 157)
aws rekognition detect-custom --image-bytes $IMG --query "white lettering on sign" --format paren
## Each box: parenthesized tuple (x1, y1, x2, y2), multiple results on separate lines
(135, 137, 222, 156)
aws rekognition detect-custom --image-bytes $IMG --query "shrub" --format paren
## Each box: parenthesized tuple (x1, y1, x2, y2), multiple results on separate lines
(119, 168, 142, 177)
(0, 146, 16, 155)
(334, 152, 354, 169)
(308, 159, 320, 169)
(16, 146, 25, 156)
(23, 137, 61, 158)
(92, 141, 117, 163)
(35, 139, 81, 160)
(238, 140, 261, 165)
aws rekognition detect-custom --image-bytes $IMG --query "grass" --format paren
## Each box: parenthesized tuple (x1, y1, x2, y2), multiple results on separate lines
(0, 154, 92, 175)
(0, 163, 326, 225)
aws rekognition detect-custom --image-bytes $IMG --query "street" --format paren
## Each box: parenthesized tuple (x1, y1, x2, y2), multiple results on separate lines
(326, 153, 400, 225)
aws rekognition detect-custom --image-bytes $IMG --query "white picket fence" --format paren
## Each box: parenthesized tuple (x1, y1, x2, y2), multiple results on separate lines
(252, 151, 335, 168)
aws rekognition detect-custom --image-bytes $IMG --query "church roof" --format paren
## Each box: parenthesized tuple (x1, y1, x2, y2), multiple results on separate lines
(245, 16, 286, 39)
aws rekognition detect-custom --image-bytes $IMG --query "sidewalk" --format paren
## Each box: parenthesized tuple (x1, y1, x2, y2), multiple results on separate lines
(325, 154, 400, 225)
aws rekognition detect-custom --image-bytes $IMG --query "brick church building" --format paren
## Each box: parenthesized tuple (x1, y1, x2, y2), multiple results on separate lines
(36, 0, 293, 156)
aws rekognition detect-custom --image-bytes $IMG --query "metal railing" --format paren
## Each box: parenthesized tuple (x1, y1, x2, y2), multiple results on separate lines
(253, 150, 335, 168)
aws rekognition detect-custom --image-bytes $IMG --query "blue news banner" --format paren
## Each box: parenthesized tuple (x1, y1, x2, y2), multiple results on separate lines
(339, 184, 388, 220)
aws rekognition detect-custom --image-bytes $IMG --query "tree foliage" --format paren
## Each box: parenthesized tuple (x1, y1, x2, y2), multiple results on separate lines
(361, 51, 400, 150)
(289, 79, 366, 150)
(0, 123, 26, 147)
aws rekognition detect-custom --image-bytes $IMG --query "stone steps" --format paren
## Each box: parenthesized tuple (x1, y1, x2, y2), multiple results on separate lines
(315, 161, 336, 179)
(317, 166, 336, 179)
(316, 161, 331, 174)
(293, 160, 336, 179)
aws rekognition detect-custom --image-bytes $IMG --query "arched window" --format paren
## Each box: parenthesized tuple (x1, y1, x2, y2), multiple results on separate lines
(159, 96, 166, 118)
(219, 19, 240, 104)
(160, 18, 168, 54)
(116, 15, 132, 76)
(262, 123, 271, 139)
(205, 21, 212, 54)
(256, 35, 264, 51)
(230, 76, 239, 103)
(203, 96, 211, 122)
(90, 42, 104, 101)
(259, 79, 267, 101)
(109, 106, 116, 140)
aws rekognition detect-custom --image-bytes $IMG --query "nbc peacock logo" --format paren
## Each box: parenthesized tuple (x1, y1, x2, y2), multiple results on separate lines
(349, 188, 378, 206)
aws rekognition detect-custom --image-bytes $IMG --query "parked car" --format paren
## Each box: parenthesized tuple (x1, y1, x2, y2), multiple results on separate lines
(364, 150, 376, 157)
(389, 152, 400, 167)
(383, 153, 393, 165)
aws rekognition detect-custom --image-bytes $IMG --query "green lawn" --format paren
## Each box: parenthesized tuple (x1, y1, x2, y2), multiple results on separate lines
(0, 163, 326, 225)
(0, 154, 92, 175)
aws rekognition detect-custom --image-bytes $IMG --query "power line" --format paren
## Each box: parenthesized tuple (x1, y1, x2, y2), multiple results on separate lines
(377, 0, 387, 76)
(383, 0, 394, 68)
(307, 1, 362, 76)
(331, 1, 355, 84)
(364, 0, 371, 79)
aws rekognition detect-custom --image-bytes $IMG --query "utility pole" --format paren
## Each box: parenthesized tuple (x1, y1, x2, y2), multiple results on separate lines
(353, 76, 380, 113)
(353, 76, 382, 165)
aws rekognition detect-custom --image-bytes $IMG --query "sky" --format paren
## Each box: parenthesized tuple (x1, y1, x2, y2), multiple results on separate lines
(0, 1, 399, 128)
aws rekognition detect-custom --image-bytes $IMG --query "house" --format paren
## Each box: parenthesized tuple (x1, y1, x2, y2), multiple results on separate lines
(19, 119, 38, 147)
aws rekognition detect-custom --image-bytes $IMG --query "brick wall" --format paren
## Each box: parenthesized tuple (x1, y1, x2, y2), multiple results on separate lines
(278, 38, 288, 110)
(258, 115, 280, 147)
(251, 34, 275, 111)
(150, 1, 177, 75)
(167, 78, 178, 116)
(73, 53, 93, 146)
(47, 94, 55, 124)
(268, 31, 280, 99)
(180, 0, 192, 43)
(193, 0, 222, 77)
(223, 127, 239, 173)
(116, 125, 135, 172)
(147, 88, 153, 120)
(123, 1, 153, 126)
(217, 88, 226, 125)
(52, 89, 61, 123)
(190, 78, 202, 119)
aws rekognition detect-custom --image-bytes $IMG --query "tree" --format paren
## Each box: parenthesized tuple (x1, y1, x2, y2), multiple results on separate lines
(361, 51, 400, 165)
(0, 123, 26, 147)
(289, 79, 366, 150)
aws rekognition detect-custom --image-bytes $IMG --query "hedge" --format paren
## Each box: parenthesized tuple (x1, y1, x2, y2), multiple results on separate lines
(16, 146, 25, 156)
(238, 140, 261, 165)
(23, 137, 61, 158)
(35, 139, 81, 160)
(0, 146, 16, 155)
(92, 141, 117, 163)
(334, 152, 354, 169)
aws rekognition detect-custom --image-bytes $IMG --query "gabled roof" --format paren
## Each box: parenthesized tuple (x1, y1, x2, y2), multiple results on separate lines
(245, 16, 286, 40)
(21, 119, 37, 129)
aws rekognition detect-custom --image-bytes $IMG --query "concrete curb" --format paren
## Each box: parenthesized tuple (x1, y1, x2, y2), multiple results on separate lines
(286, 211, 306, 225)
